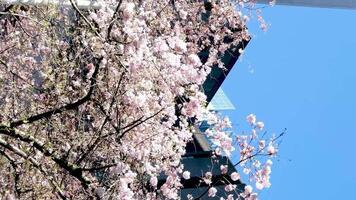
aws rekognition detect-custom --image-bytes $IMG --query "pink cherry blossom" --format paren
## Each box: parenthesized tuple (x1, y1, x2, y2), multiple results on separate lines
(266, 159, 273, 166)
(187, 54, 202, 67)
(220, 165, 228, 174)
(203, 172, 213, 185)
(208, 187, 218, 197)
(230, 172, 240, 181)
(246, 114, 257, 124)
(182, 171, 191, 180)
(256, 121, 265, 130)
(225, 184, 237, 192)
(244, 185, 253, 195)
(150, 177, 158, 187)
(227, 194, 234, 200)
(259, 140, 266, 149)
(122, 2, 136, 18)
(267, 144, 278, 155)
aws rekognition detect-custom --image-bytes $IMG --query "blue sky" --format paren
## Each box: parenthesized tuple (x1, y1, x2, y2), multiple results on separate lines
(222, 5, 356, 200)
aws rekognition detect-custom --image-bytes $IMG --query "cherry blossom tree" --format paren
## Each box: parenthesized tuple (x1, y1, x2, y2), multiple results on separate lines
(0, 0, 281, 199)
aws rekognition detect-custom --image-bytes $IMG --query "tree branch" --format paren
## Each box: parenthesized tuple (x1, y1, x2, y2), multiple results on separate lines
(119, 108, 165, 140)
(9, 57, 102, 128)
(82, 162, 117, 172)
(107, 0, 123, 40)
(0, 127, 91, 188)
(0, 136, 68, 200)
(69, 0, 104, 41)
(194, 129, 287, 200)
(0, 148, 22, 196)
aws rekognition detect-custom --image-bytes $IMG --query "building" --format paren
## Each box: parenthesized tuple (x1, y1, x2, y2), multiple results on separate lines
(169, 33, 249, 199)
(181, 1, 356, 198)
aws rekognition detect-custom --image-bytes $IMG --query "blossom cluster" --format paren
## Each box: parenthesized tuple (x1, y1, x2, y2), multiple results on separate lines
(0, 0, 279, 199)
(200, 112, 282, 200)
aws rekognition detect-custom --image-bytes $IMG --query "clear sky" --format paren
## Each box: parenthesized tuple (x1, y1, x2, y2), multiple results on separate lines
(222, 5, 356, 200)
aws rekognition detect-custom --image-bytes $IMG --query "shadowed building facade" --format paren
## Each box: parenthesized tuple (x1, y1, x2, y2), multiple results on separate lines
(167, 32, 249, 199)
(162, 0, 356, 198)
(181, 1, 356, 198)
